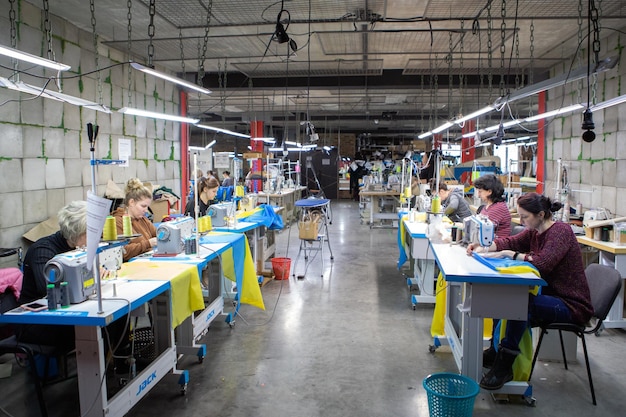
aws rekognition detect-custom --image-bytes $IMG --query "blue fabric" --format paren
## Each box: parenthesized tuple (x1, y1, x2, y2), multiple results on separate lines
(199, 232, 246, 290)
(216, 186, 234, 201)
(243, 204, 284, 230)
(295, 198, 330, 208)
(472, 253, 540, 276)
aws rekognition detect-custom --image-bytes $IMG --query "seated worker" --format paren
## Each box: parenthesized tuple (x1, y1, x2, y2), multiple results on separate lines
(111, 178, 157, 261)
(184, 177, 220, 217)
(429, 180, 472, 223)
(17, 201, 87, 351)
(473, 174, 511, 238)
(466, 192, 593, 390)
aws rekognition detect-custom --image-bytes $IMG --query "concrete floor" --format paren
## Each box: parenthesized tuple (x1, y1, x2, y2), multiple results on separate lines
(1, 200, 625, 417)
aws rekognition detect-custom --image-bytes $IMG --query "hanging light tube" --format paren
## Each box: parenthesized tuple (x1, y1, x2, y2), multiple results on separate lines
(130, 62, 211, 95)
(0, 44, 71, 71)
(454, 106, 494, 125)
(590, 94, 626, 111)
(432, 121, 454, 134)
(195, 124, 251, 138)
(523, 104, 584, 122)
(119, 107, 199, 123)
(252, 137, 276, 143)
(0, 76, 110, 112)
(418, 131, 433, 139)
(206, 140, 217, 148)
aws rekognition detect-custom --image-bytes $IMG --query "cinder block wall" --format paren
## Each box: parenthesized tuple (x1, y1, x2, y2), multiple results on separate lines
(0, 1, 182, 264)
(544, 29, 625, 216)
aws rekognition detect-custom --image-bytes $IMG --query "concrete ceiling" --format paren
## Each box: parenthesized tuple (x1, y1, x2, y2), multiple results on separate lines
(34, 0, 626, 148)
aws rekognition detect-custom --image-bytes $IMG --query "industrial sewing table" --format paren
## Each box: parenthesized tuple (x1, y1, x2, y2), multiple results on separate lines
(359, 189, 401, 228)
(0, 280, 186, 417)
(402, 219, 436, 306)
(430, 243, 546, 404)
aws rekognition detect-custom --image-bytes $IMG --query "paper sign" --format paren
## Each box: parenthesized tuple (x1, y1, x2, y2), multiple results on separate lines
(118, 138, 132, 167)
(86, 192, 113, 269)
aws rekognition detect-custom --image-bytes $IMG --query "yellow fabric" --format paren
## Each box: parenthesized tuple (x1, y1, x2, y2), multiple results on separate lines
(494, 264, 540, 296)
(236, 207, 262, 219)
(496, 319, 534, 381)
(430, 272, 493, 338)
(119, 261, 205, 328)
(218, 235, 266, 310)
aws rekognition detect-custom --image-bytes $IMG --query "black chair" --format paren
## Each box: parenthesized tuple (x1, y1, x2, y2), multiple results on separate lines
(529, 263, 622, 405)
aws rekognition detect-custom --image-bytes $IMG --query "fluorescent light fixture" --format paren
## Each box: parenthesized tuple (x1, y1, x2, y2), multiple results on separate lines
(323, 146, 332, 151)
(0, 44, 71, 71)
(247, 145, 252, 150)
(119, 107, 199, 123)
(590, 94, 626, 111)
(302, 144, 316, 149)
(252, 137, 276, 143)
(285, 140, 297, 145)
(524, 104, 584, 122)
(130, 62, 211, 95)
(0, 76, 110, 112)
(418, 131, 433, 139)
(494, 56, 618, 107)
(518, 141, 537, 146)
(268, 147, 283, 152)
(432, 121, 453, 134)
(188, 146, 204, 151)
(195, 124, 251, 138)
(455, 106, 494, 124)
(287, 147, 310, 152)
(206, 140, 216, 148)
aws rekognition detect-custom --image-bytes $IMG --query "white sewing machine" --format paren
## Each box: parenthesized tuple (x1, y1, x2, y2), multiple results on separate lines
(463, 214, 495, 247)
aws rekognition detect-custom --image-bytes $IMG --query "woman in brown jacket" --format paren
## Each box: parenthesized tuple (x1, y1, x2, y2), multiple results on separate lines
(112, 178, 157, 261)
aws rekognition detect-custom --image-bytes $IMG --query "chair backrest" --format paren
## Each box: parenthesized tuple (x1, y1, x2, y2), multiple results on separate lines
(585, 263, 622, 321)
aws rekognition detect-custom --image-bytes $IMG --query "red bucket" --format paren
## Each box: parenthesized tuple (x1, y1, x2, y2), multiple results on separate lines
(271, 257, 291, 280)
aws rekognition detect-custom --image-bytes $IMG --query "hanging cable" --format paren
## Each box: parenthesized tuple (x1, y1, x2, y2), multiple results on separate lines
(147, 0, 156, 68)
(9, 0, 17, 74)
(127, 0, 133, 107)
(89, 0, 103, 106)
(499, 0, 507, 97)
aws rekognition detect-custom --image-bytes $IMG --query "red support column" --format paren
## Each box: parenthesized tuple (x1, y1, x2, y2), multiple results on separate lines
(461, 119, 476, 184)
(250, 120, 264, 193)
(536, 91, 546, 194)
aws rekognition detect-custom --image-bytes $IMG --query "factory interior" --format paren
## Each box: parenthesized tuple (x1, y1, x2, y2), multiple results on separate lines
(1, 1, 626, 416)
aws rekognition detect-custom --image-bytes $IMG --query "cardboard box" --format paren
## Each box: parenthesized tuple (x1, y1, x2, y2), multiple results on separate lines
(150, 199, 169, 223)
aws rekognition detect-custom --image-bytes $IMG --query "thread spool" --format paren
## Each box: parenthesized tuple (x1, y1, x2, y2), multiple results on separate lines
(47, 284, 57, 310)
(60, 282, 70, 308)
(431, 195, 441, 213)
(205, 215, 212, 231)
(235, 185, 245, 197)
(122, 215, 132, 236)
(103, 216, 118, 241)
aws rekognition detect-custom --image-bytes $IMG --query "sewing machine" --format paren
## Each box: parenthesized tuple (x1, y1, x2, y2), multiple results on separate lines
(156, 222, 184, 255)
(463, 214, 495, 247)
(240, 195, 258, 212)
(207, 203, 231, 227)
(43, 245, 123, 304)
(165, 215, 194, 238)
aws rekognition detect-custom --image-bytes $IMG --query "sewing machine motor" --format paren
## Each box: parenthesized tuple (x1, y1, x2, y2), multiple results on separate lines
(463, 215, 495, 247)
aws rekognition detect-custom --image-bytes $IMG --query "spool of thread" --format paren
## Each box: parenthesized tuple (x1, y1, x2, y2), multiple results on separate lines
(199, 216, 207, 233)
(205, 215, 212, 231)
(404, 187, 411, 198)
(235, 185, 245, 197)
(122, 215, 132, 236)
(431, 196, 441, 213)
(103, 216, 118, 241)
(47, 284, 57, 310)
(59, 282, 70, 308)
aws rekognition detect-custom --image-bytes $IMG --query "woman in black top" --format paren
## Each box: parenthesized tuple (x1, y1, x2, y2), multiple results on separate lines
(185, 177, 220, 217)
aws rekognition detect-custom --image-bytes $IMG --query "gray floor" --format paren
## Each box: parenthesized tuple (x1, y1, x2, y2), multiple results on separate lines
(1, 200, 625, 417)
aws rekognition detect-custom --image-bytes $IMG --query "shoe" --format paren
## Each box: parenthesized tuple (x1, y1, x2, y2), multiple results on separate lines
(482, 346, 497, 369)
(480, 345, 518, 390)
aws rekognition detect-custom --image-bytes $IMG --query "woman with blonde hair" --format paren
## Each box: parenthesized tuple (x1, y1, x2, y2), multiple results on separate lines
(111, 178, 157, 261)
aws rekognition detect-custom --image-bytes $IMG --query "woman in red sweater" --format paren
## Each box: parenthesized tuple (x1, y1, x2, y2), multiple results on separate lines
(467, 192, 593, 389)
(473, 174, 511, 238)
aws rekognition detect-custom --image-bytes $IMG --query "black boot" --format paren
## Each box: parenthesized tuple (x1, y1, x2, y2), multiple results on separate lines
(482, 341, 496, 369)
(479, 345, 518, 390)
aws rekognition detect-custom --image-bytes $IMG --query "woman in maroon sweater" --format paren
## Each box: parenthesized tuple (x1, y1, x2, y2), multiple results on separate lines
(467, 192, 593, 390)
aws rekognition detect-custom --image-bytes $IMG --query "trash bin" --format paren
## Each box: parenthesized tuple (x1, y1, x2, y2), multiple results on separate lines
(271, 257, 291, 280)
(423, 372, 479, 417)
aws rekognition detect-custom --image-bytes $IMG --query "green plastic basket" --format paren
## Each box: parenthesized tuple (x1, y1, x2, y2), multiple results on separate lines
(423, 373, 479, 417)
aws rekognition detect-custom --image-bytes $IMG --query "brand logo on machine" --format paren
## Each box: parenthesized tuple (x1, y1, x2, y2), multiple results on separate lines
(136, 371, 157, 396)
(205, 309, 215, 322)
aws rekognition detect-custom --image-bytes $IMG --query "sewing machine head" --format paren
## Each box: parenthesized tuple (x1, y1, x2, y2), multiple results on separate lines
(156, 222, 184, 255)
(44, 250, 95, 303)
(463, 214, 495, 247)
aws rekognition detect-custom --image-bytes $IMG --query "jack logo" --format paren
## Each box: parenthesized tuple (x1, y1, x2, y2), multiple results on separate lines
(136, 371, 157, 396)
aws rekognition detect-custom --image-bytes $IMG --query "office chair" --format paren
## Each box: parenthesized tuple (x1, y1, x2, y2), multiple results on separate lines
(528, 263, 622, 405)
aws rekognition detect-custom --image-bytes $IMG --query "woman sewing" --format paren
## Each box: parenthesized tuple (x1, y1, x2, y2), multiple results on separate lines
(184, 177, 219, 217)
(473, 174, 511, 238)
(112, 178, 157, 261)
(466, 192, 593, 390)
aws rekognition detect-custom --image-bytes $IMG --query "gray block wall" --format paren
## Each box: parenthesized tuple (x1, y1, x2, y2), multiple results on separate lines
(0, 1, 183, 263)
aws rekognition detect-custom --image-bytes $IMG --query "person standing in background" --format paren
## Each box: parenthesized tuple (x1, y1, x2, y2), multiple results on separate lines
(111, 178, 157, 261)
(221, 170, 234, 187)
